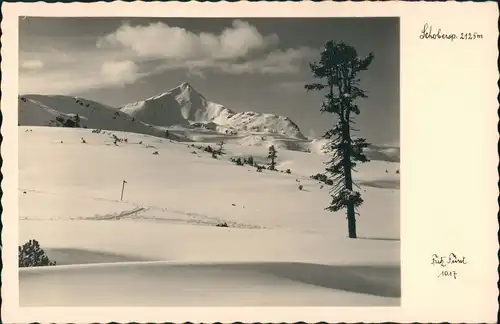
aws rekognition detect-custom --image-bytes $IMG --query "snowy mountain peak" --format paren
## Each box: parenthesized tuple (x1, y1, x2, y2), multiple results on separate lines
(179, 81, 192, 90)
(171, 82, 203, 98)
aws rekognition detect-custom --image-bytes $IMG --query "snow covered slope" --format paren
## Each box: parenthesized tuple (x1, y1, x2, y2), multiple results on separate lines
(19, 126, 400, 306)
(17, 94, 185, 140)
(120, 82, 307, 139)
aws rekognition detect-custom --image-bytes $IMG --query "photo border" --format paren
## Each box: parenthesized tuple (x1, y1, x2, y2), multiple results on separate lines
(2, 1, 498, 323)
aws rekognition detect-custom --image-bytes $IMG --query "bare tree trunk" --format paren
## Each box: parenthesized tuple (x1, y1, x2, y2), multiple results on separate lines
(343, 110, 356, 238)
(339, 68, 357, 239)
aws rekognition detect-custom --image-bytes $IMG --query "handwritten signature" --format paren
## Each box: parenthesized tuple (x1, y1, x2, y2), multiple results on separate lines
(431, 253, 467, 267)
(431, 253, 467, 279)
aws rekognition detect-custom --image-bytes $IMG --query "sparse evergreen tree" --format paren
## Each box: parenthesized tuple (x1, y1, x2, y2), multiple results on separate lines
(267, 145, 278, 170)
(245, 156, 254, 166)
(305, 40, 374, 239)
(217, 140, 225, 155)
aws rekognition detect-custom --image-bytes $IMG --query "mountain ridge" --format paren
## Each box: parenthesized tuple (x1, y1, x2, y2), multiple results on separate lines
(17, 83, 398, 161)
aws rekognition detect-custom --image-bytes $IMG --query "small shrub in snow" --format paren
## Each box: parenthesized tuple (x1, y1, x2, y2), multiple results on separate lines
(203, 145, 214, 153)
(286, 169, 291, 174)
(230, 157, 244, 166)
(19, 239, 56, 267)
(216, 222, 228, 227)
(64, 119, 76, 127)
(310, 173, 334, 185)
(256, 165, 265, 172)
(298, 185, 304, 191)
(152, 151, 159, 155)
(81, 137, 86, 144)
(211, 151, 218, 159)
(396, 169, 400, 174)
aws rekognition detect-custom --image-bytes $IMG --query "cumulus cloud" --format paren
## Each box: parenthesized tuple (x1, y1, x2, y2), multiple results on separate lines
(98, 20, 317, 76)
(20, 59, 44, 70)
(100, 60, 140, 86)
(19, 20, 320, 94)
(98, 20, 279, 61)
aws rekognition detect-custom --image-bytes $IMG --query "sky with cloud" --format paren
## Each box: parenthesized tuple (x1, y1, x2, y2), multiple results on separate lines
(19, 17, 399, 145)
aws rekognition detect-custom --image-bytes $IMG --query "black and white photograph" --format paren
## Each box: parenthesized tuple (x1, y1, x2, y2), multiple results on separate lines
(2, 2, 497, 323)
(17, 16, 401, 307)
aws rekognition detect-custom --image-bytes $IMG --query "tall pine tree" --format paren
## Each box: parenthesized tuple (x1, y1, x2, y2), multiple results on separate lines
(305, 41, 374, 239)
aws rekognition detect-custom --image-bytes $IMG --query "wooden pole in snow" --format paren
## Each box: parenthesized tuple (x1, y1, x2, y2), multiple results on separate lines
(121, 180, 127, 201)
